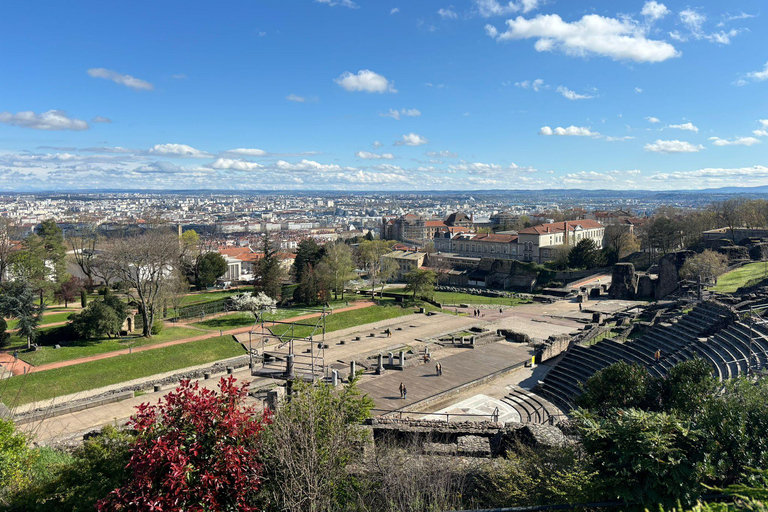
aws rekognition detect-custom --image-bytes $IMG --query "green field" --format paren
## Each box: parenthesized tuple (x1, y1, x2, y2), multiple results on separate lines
(6, 312, 76, 330)
(192, 301, 353, 330)
(0, 336, 245, 407)
(269, 304, 416, 339)
(711, 262, 768, 294)
(387, 289, 531, 306)
(178, 289, 245, 306)
(15, 327, 205, 366)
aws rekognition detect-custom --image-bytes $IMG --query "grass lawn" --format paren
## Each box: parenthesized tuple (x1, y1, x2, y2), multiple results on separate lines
(191, 301, 362, 330)
(711, 262, 768, 294)
(388, 289, 531, 306)
(15, 326, 205, 366)
(269, 304, 416, 339)
(6, 312, 75, 330)
(0, 336, 245, 407)
(179, 289, 244, 306)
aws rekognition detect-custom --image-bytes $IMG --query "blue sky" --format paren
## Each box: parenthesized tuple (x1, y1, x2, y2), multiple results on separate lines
(0, 0, 766, 191)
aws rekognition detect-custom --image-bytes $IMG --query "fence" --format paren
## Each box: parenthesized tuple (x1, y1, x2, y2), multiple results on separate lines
(370, 408, 501, 423)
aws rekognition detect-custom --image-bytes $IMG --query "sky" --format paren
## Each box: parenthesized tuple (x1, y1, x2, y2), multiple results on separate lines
(0, 0, 767, 192)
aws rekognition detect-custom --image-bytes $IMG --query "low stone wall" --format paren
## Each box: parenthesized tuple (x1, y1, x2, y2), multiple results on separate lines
(366, 418, 571, 457)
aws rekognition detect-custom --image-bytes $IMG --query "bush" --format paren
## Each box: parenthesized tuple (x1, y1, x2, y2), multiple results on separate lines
(80, 290, 87, 308)
(70, 295, 128, 340)
(35, 324, 78, 346)
(151, 320, 164, 335)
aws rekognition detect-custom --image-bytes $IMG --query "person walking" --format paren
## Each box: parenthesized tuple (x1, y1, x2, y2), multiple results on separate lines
(438, 362, 443, 376)
(402, 385, 407, 400)
(579, 303, 583, 311)
(435, 362, 440, 376)
(13, 350, 18, 362)
(654, 349, 661, 363)
(499, 308, 503, 315)
(399, 382, 404, 398)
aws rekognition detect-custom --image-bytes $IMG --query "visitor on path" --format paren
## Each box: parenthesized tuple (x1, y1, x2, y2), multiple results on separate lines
(402, 386, 407, 399)
(435, 362, 440, 376)
(499, 308, 503, 315)
(654, 349, 661, 362)
(13, 350, 18, 362)
(399, 382, 404, 398)
(579, 303, 582, 311)
(438, 362, 443, 376)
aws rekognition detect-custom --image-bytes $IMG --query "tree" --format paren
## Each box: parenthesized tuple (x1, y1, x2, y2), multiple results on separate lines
(645, 216, 679, 260)
(256, 236, 283, 301)
(163, 269, 190, 321)
(0, 218, 21, 285)
(714, 197, 748, 241)
(404, 269, 436, 300)
(90, 247, 121, 290)
(0, 418, 32, 505)
(358, 239, 395, 298)
(55, 276, 84, 308)
(0, 279, 45, 349)
(577, 408, 705, 508)
(679, 250, 728, 285)
(11, 425, 133, 512)
(195, 252, 228, 289)
(35, 219, 67, 283)
(659, 358, 717, 417)
(575, 361, 652, 414)
(603, 226, 640, 264)
(293, 263, 330, 306)
(0, 318, 8, 348)
(321, 243, 356, 299)
(232, 291, 277, 318)
(568, 238, 605, 269)
(293, 238, 324, 284)
(69, 224, 98, 290)
(259, 377, 373, 512)
(109, 230, 180, 338)
(98, 377, 266, 511)
(9, 236, 49, 304)
(70, 295, 128, 339)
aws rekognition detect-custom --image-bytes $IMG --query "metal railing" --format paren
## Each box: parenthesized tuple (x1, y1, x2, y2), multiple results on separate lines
(370, 408, 502, 423)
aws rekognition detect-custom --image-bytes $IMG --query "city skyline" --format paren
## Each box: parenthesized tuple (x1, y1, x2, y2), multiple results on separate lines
(1, 0, 767, 191)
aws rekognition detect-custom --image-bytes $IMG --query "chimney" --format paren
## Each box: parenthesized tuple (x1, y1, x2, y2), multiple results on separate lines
(563, 221, 568, 246)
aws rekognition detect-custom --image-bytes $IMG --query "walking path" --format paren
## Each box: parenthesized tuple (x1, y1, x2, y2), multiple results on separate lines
(3, 301, 376, 375)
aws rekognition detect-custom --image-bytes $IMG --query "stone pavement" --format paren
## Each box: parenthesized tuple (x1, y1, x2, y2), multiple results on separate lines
(426, 394, 521, 423)
(359, 340, 534, 412)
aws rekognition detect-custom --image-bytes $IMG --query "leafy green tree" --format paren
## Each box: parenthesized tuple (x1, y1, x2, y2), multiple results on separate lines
(9, 425, 133, 512)
(259, 377, 373, 512)
(568, 238, 605, 269)
(576, 361, 652, 414)
(0, 317, 8, 348)
(0, 418, 32, 505)
(293, 263, 330, 306)
(55, 275, 84, 308)
(577, 408, 705, 508)
(404, 269, 436, 300)
(659, 358, 718, 416)
(321, 242, 356, 300)
(0, 279, 45, 349)
(256, 236, 283, 301)
(70, 295, 128, 339)
(294, 238, 324, 284)
(358, 239, 395, 298)
(195, 251, 228, 289)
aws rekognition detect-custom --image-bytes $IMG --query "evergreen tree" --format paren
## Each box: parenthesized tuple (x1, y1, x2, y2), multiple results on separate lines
(256, 236, 282, 301)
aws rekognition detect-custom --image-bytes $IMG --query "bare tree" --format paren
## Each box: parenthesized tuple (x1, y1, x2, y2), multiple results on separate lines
(162, 269, 190, 322)
(91, 246, 121, 289)
(110, 230, 180, 337)
(69, 224, 99, 290)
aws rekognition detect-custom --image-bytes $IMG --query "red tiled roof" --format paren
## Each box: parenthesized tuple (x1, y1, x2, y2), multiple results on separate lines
(473, 234, 518, 243)
(425, 220, 447, 227)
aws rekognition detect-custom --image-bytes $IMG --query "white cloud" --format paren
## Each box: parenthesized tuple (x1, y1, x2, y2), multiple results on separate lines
(427, 150, 459, 158)
(438, 7, 458, 19)
(226, 148, 268, 157)
(148, 143, 210, 158)
(390, 7, 400, 14)
(646, 116, 660, 123)
(563, 171, 617, 183)
(745, 61, 768, 82)
(172, 73, 187, 79)
(641, 1, 670, 21)
(644, 139, 704, 153)
(334, 70, 397, 93)
(556, 85, 594, 100)
(0, 110, 90, 131)
(604, 135, 636, 141)
(372, 141, 384, 148)
(708, 136, 761, 146)
(275, 159, 354, 172)
(680, 9, 706, 34)
(394, 133, 429, 146)
(356, 151, 395, 159)
(515, 78, 546, 91)
(668, 122, 699, 132)
(475, 0, 540, 17)
(315, 0, 358, 8)
(539, 125, 598, 136)
(381, 108, 421, 120)
(91, 116, 112, 123)
(286, 94, 306, 102)
(635, 87, 643, 93)
(753, 120, 768, 137)
(718, 12, 756, 27)
(209, 158, 264, 171)
(488, 13, 681, 63)
(87, 68, 153, 91)
(649, 166, 768, 184)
